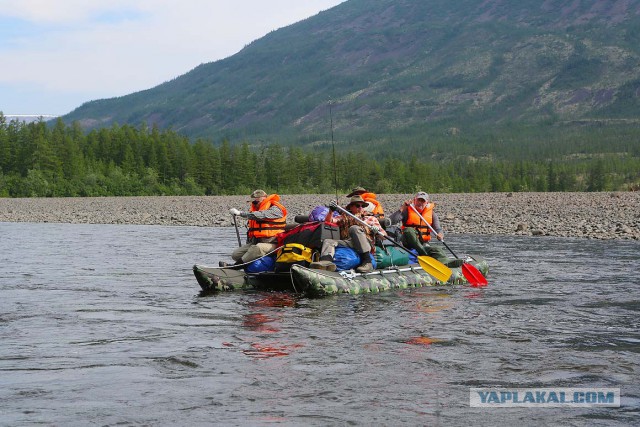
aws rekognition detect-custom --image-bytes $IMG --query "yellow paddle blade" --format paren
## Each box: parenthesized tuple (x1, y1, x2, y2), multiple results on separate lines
(417, 256, 452, 283)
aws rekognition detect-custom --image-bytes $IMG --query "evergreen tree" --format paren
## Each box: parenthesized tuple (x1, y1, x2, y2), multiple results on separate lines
(586, 159, 606, 191)
(0, 117, 637, 197)
(547, 161, 558, 191)
(264, 144, 286, 192)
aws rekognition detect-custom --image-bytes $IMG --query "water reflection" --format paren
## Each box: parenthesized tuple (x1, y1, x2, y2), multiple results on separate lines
(241, 292, 305, 359)
(242, 342, 304, 359)
(405, 336, 443, 346)
(242, 313, 280, 333)
(249, 292, 298, 308)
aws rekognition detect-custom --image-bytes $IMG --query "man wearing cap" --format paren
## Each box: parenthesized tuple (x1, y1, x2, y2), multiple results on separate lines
(397, 191, 460, 267)
(346, 186, 385, 221)
(309, 195, 383, 273)
(225, 189, 287, 265)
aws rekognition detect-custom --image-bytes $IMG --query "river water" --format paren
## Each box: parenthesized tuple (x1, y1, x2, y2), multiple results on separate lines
(0, 222, 638, 426)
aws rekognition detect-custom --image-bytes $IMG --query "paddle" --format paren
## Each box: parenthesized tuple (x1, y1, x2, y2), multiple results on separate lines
(232, 214, 242, 247)
(328, 202, 452, 283)
(408, 204, 487, 287)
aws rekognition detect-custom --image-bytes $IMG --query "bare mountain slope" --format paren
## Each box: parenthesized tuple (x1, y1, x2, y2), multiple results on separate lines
(62, 0, 640, 143)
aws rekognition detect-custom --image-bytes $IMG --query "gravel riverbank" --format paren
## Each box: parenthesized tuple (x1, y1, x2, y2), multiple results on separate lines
(1, 192, 638, 240)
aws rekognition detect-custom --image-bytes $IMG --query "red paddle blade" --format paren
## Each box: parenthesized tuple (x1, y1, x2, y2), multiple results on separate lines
(462, 263, 488, 287)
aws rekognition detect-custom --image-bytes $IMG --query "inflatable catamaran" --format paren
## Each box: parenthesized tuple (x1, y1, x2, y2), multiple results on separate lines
(194, 256, 489, 298)
(194, 206, 488, 297)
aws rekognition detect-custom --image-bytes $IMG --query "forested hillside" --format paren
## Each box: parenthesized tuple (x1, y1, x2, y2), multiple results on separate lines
(1, 116, 637, 197)
(3, 0, 640, 197)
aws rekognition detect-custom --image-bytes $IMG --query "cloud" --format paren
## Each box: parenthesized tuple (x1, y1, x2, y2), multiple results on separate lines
(0, 0, 145, 24)
(0, 0, 344, 114)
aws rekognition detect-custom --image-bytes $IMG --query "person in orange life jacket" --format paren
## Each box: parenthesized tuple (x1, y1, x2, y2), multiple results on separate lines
(309, 195, 386, 273)
(396, 191, 463, 268)
(225, 189, 287, 265)
(346, 186, 385, 222)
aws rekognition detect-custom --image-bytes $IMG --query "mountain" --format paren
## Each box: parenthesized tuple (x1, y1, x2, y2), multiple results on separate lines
(63, 0, 640, 146)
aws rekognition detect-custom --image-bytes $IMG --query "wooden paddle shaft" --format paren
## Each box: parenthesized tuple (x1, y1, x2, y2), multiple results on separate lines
(232, 214, 242, 247)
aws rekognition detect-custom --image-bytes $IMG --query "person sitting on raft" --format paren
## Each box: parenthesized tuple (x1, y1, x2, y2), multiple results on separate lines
(222, 189, 287, 266)
(394, 191, 463, 268)
(309, 195, 385, 273)
(346, 186, 385, 222)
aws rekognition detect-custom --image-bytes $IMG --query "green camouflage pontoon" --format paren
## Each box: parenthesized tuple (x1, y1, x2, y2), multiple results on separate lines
(193, 256, 488, 298)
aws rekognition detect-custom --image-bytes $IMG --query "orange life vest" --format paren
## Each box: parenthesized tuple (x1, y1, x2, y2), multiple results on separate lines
(361, 192, 385, 220)
(402, 203, 435, 242)
(248, 194, 288, 239)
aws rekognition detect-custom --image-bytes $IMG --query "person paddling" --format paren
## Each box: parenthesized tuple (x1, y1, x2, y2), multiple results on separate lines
(221, 189, 287, 266)
(394, 191, 463, 268)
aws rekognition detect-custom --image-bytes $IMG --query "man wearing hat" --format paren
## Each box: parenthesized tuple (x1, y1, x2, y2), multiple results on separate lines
(346, 186, 385, 221)
(224, 189, 287, 265)
(396, 191, 461, 267)
(309, 195, 383, 273)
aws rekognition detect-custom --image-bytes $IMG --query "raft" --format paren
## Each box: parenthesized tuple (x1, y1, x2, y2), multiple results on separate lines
(193, 256, 488, 298)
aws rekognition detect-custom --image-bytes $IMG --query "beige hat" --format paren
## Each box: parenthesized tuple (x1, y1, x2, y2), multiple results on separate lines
(414, 191, 429, 201)
(250, 189, 267, 199)
(345, 195, 370, 209)
(346, 186, 366, 197)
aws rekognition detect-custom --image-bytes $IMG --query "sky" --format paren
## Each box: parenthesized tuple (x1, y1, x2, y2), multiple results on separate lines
(0, 0, 345, 116)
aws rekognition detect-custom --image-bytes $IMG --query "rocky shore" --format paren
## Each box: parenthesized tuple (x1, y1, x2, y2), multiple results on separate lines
(1, 192, 638, 240)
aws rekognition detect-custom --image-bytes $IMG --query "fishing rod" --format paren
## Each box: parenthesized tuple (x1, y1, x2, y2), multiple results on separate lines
(329, 100, 338, 203)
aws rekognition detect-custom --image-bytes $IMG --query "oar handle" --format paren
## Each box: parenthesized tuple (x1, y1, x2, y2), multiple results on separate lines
(232, 214, 242, 247)
(408, 204, 459, 259)
(329, 202, 413, 255)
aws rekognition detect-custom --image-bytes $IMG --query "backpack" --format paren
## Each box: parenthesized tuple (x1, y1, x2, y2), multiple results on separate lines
(276, 221, 340, 249)
(334, 246, 378, 271)
(374, 245, 410, 268)
(333, 246, 360, 270)
(274, 243, 313, 272)
(244, 254, 276, 273)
